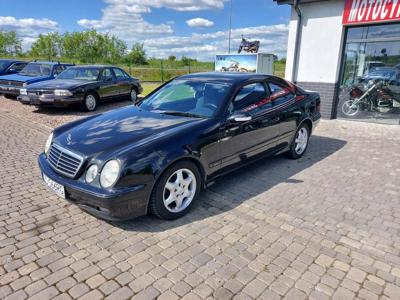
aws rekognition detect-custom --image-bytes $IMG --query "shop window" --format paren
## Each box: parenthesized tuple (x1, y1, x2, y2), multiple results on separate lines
(337, 23, 400, 125)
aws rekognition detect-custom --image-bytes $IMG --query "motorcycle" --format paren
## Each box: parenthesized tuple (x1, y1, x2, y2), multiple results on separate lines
(341, 78, 400, 117)
(221, 61, 248, 72)
(238, 36, 260, 54)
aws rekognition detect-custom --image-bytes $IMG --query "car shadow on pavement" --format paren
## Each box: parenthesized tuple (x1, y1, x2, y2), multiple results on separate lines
(110, 135, 347, 232)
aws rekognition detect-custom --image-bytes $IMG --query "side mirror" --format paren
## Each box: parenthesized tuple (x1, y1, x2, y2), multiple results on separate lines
(228, 113, 252, 123)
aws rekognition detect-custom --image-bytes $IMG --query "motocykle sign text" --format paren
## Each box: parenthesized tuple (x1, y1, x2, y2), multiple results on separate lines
(343, 0, 400, 25)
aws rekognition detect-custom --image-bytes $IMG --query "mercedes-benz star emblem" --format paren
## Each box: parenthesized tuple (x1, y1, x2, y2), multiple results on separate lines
(67, 134, 72, 145)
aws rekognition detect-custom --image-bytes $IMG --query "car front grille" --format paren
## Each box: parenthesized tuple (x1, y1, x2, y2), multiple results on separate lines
(0, 80, 23, 87)
(28, 90, 53, 96)
(47, 144, 84, 178)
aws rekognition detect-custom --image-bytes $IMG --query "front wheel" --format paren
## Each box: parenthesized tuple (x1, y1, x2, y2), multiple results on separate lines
(341, 99, 360, 117)
(149, 161, 201, 220)
(287, 124, 310, 159)
(83, 92, 98, 112)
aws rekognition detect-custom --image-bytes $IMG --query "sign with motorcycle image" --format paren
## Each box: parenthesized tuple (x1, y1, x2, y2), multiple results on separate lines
(343, 0, 400, 25)
(215, 54, 257, 73)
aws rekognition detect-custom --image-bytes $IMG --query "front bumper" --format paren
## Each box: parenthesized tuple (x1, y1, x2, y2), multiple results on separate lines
(38, 153, 149, 221)
(18, 94, 82, 107)
(0, 85, 22, 95)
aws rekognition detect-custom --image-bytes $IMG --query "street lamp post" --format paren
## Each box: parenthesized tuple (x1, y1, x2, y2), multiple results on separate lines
(228, 0, 233, 53)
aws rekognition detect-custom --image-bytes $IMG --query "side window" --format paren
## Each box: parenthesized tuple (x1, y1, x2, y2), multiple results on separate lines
(113, 68, 127, 80)
(10, 63, 26, 72)
(54, 65, 65, 75)
(231, 82, 269, 114)
(101, 68, 115, 81)
(267, 81, 295, 104)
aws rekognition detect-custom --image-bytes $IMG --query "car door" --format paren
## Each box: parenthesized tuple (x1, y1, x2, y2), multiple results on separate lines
(217, 82, 282, 169)
(112, 68, 131, 96)
(267, 79, 299, 149)
(98, 68, 118, 99)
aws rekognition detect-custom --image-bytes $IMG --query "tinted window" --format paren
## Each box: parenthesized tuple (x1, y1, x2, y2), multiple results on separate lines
(20, 63, 52, 76)
(54, 65, 66, 75)
(268, 81, 295, 104)
(268, 83, 284, 95)
(113, 68, 127, 80)
(10, 62, 26, 72)
(57, 68, 101, 81)
(102, 68, 114, 81)
(232, 83, 269, 113)
(139, 80, 230, 118)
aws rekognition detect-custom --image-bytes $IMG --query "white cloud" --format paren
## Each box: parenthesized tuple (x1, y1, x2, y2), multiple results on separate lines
(186, 18, 214, 28)
(0, 16, 59, 50)
(143, 24, 289, 61)
(105, 0, 226, 11)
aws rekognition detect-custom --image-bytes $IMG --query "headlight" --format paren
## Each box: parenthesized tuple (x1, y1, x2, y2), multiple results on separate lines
(100, 160, 120, 188)
(44, 132, 53, 155)
(85, 165, 98, 183)
(22, 82, 27, 87)
(54, 89, 73, 96)
(20, 88, 27, 95)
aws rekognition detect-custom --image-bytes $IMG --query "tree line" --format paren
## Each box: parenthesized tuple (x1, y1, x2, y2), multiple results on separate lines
(0, 29, 162, 65)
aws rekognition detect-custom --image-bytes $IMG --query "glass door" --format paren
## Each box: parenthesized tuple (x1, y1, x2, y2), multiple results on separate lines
(337, 23, 400, 125)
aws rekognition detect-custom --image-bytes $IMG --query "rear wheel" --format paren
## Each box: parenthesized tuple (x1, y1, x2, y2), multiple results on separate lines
(149, 161, 201, 220)
(130, 88, 138, 103)
(83, 92, 98, 112)
(287, 124, 310, 159)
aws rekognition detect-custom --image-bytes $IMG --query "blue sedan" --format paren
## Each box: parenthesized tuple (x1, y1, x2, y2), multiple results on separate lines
(0, 61, 74, 98)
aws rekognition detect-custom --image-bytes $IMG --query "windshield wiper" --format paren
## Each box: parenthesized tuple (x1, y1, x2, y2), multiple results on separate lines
(153, 110, 205, 119)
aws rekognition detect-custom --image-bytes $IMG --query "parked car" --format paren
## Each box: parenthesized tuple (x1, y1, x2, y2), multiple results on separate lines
(0, 59, 28, 76)
(18, 65, 143, 111)
(0, 61, 73, 98)
(38, 72, 321, 221)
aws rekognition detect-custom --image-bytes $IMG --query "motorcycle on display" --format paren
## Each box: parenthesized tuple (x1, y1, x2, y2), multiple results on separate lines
(221, 60, 248, 72)
(341, 77, 400, 117)
(238, 35, 260, 54)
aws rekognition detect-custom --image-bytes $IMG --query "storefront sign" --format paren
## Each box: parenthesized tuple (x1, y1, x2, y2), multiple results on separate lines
(343, 0, 400, 25)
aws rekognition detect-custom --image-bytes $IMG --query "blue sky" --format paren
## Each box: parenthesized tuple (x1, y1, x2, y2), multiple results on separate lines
(0, 0, 290, 60)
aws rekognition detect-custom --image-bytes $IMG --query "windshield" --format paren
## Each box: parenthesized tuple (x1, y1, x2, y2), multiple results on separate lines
(20, 63, 52, 76)
(139, 80, 230, 118)
(0, 61, 10, 71)
(57, 68, 100, 80)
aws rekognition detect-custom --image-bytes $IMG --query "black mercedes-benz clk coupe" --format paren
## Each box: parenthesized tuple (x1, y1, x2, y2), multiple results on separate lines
(18, 65, 142, 111)
(38, 72, 321, 221)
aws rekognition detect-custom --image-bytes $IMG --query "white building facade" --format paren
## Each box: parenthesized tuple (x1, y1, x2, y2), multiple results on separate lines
(276, 0, 400, 124)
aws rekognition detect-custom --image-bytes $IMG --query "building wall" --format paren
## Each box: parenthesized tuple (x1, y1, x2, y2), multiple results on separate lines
(285, 0, 345, 118)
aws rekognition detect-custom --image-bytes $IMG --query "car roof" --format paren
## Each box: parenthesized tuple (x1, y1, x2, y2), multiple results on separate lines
(0, 59, 26, 63)
(178, 72, 275, 84)
(72, 65, 118, 68)
(28, 61, 74, 66)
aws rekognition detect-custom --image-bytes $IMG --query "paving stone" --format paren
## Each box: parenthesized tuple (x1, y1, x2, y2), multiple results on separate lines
(2, 113, 400, 299)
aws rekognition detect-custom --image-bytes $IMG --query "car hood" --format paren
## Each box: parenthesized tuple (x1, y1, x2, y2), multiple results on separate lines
(28, 79, 96, 90)
(54, 106, 206, 158)
(0, 73, 48, 82)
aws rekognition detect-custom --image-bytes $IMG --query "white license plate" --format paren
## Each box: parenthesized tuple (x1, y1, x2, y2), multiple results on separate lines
(43, 173, 65, 199)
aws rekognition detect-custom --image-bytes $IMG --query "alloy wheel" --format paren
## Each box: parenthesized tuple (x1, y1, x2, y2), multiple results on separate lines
(130, 89, 137, 102)
(163, 168, 197, 213)
(342, 100, 360, 116)
(294, 127, 309, 155)
(85, 94, 96, 111)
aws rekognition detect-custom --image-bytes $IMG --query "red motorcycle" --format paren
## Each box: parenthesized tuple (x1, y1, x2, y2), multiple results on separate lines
(341, 79, 400, 117)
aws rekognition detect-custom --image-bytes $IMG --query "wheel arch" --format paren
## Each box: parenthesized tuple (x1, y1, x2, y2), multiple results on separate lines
(145, 155, 207, 213)
(84, 89, 100, 100)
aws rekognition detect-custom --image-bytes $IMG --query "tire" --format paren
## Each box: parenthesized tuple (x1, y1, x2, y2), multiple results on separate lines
(4, 94, 16, 100)
(82, 92, 98, 112)
(287, 124, 310, 159)
(130, 87, 138, 103)
(149, 161, 201, 220)
(341, 99, 360, 117)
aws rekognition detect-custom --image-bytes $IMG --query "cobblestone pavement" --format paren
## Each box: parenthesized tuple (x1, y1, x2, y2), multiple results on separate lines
(1, 106, 400, 300)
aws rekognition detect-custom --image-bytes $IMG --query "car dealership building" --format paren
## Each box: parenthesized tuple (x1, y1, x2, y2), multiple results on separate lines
(275, 0, 400, 124)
